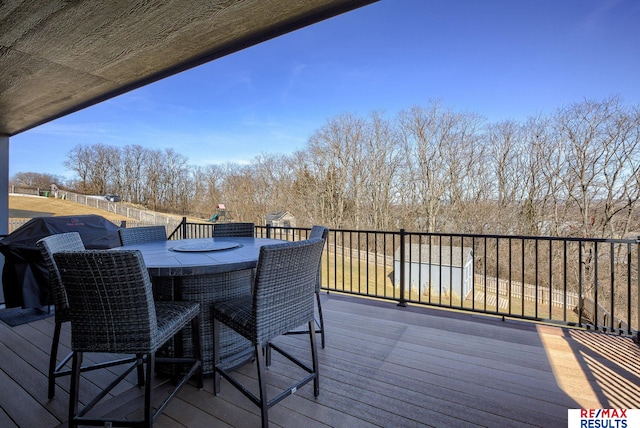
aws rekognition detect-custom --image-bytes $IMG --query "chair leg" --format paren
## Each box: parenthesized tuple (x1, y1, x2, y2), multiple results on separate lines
(265, 343, 272, 367)
(136, 353, 145, 387)
(144, 353, 154, 428)
(69, 351, 82, 428)
(255, 344, 269, 428)
(48, 321, 62, 399)
(213, 319, 221, 395)
(191, 316, 204, 389)
(309, 320, 319, 397)
(316, 291, 325, 349)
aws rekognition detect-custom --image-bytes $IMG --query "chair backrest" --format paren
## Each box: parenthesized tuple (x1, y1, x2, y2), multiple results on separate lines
(308, 226, 328, 291)
(54, 250, 158, 353)
(36, 232, 86, 315)
(118, 225, 167, 246)
(213, 222, 255, 238)
(309, 225, 328, 241)
(252, 238, 325, 345)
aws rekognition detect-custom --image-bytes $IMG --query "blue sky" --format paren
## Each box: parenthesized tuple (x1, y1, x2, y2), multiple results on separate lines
(10, 0, 640, 180)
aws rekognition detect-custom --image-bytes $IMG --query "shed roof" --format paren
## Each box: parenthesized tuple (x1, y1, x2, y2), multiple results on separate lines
(394, 244, 474, 267)
(265, 211, 292, 221)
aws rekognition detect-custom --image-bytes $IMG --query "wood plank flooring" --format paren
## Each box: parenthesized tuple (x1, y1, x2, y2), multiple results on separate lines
(1, 294, 639, 427)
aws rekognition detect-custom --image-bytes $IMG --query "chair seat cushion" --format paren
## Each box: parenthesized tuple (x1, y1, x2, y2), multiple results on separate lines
(154, 301, 200, 349)
(212, 296, 254, 342)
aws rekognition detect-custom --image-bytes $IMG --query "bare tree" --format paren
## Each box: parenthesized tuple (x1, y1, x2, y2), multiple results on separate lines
(487, 121, 525, 208)
(142, 149, 164, 211)
(306, 114, 366, 229)
(161, 148, 191, 213)
(63, 143, 118, 195)
(361, 112, 402, 231)
(120, 145, 148, 204)
(288, 151, 324, 225)
(88, 143, 118, 195)
(439, 110, 487, 233)
(398, 102, 485, 233)
(10, 172, 65, 189)
(598, 103, 640, 239)
(252, 153, 295, 214)
(64, 144, 93, 193)
(555, 97, 640, 239)
(220, 163, 262, 223)
(398, 103, 446, 232)
(190, 165, 210, 217)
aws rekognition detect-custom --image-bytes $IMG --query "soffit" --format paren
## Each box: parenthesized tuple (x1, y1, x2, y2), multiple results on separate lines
(0, 0, 377, 136)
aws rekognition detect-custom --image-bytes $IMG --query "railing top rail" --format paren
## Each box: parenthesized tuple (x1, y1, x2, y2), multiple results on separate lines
(419, 231, 638, 245)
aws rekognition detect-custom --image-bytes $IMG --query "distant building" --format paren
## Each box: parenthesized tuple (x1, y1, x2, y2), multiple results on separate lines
(393, 244, 474, 298)
(265, 211, 295, 229)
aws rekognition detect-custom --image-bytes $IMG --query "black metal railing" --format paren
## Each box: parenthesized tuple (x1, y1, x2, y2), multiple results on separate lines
(167, 221, 215, 240)
(168, 218, 640, 340)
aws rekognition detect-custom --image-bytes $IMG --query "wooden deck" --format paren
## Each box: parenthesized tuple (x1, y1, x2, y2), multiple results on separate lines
(1, 294, 639, 427)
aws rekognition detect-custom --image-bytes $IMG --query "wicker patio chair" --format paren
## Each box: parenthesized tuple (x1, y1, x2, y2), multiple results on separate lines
(36, 232, 141, 399)
(283, 225, 329, 347)
(54, 250, 202, 428)
(212, 222, 255, 237)
(118, 225, 167, 246)
(212, 238, 325, 428)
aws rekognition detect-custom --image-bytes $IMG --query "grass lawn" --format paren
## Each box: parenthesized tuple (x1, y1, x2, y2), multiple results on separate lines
(9, 194, 131, 221)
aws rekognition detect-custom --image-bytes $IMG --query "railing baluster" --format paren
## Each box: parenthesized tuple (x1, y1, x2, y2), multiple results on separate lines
(610, 242, 615, 332)
(484, 236, 487, 311)
(507, 237, 512, 315)
(460, 235, 465, 309)
(449, 235, 462, 306)
(495, 237, 499, 313)
(594, 242, 599, 330)
(398, 229, 407, 307)
(628, 242, 633, 335)
(578, 242, 584, 328)
(471, 236, 476, 311)
(563, 240, 567, 323)
(549, 239, 553, 319)
(636, 238, 640, 341)
(427, 236, 432, 304)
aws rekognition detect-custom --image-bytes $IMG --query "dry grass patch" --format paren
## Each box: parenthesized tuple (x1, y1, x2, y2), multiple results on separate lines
(9, 194, 132, 221)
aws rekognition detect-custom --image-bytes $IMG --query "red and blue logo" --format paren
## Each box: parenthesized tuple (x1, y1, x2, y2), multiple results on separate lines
(568, 409, 639, 428)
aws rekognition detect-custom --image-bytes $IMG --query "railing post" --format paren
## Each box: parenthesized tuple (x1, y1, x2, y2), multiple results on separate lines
(181, 216, 187, 239)
(120, 220, 127, 228)
(636, 237, 640, 344)
(398, 228, 407, 307)
(266, 224, 272, 239)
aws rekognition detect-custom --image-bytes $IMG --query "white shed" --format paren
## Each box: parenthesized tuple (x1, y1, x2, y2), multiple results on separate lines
(393, 244, 474, 299)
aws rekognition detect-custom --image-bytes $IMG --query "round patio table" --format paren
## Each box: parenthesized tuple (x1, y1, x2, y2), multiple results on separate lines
(117, 236, 284, 374)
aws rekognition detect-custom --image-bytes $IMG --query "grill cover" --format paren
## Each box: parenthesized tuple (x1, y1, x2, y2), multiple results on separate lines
(0, 215, 122, 308)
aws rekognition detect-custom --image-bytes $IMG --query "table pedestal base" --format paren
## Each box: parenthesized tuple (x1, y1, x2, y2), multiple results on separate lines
(153, 269, 254, 375)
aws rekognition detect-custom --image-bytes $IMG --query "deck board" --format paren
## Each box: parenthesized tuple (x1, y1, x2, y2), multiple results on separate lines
(1, 293, 639, 427)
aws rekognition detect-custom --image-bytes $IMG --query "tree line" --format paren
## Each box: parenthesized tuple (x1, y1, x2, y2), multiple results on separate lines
(12, 96, 640, 239)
